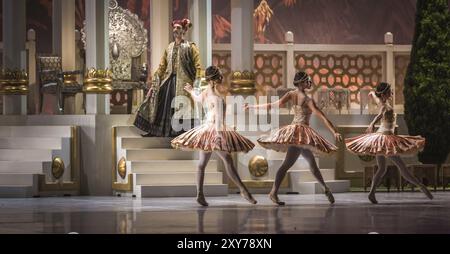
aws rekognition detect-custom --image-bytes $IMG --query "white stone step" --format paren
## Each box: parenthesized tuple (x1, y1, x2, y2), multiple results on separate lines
(0, 161, 43, 174)
(135, 172, 223, 185)
(116, 126, 145, 138)
(138, 184, 228, 197)
(293, 180, 351, 194)
(126, 149, 198, 160)
(0, 126, 72, 138)
(268, 157, 321, 170)
(289, 169, 335, 183)
(266, 150, 321, 163)
(0, 186, 34, 198)
(0, 149, 53, 161)
(131, 160, 218, 173)
(0, 138, 61, 149)
(121, 137, 173, 149)
(0, 174, 35, 186)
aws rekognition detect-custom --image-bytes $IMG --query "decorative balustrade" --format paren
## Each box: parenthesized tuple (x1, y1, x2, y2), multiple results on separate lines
(1, 31, 411, 115)
(213, 32, 411, 114)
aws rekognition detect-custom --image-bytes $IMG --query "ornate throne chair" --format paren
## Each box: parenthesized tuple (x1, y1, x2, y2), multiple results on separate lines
(37, 56, 83, 114)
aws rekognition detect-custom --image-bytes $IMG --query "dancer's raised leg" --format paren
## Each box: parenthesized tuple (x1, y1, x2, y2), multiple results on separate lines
(390, 156, 433, 200)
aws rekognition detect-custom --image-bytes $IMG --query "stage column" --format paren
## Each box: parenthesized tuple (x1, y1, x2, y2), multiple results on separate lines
(150, 0, 172, 74)
(229, 0, 256, 95)
(189, 0, 212, 68)
(385, 32, 397, 111)
(229, 0, 264, 190)
(2, 0, 27, 115)
(84, 0, 110, 115)
(285, 31, 295, 89)
(53, 0, 81, 115)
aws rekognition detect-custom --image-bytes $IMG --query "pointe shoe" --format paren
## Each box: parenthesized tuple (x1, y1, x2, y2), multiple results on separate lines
(421, 187, 434, 200)
(269, 193, 285, 206)
(240, 190, 257, 205)
(368, 193, 378, 204)
(196, 194, 209, 207)
(324, 188, 335, 204)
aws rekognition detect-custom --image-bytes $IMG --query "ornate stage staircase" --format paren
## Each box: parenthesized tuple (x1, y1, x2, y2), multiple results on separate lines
(0, 126, 80, 198)
(112, 126, 228, 197)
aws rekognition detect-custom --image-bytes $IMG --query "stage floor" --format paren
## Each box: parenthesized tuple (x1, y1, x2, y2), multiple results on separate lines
(0, 192, 449, 234)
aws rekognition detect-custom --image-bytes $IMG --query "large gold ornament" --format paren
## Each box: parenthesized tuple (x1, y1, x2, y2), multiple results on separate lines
(230, 71, 256, 95)
(0, 69, 29, 95)
(197, 69, 209, 91)
(254, 0, 274, 43)
(117, 157, 127, 180)
(83, 68, 113, 94)
(248, 155, 269, 178)
(51, 157, 65, 180)
(81, 0, 148, 80)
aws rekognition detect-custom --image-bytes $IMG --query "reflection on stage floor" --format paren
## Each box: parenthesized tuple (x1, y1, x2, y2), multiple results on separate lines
(0, 192, 449, 234)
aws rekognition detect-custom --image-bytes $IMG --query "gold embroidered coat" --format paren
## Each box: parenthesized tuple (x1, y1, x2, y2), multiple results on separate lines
(154, 40, 202, 115)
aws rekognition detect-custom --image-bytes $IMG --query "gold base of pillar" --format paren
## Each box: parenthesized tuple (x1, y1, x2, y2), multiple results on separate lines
(83, 68, 113, 94)
(0, 70, 29, 95)
(229, 70, 256, 95)
(0, 84, 29, 95)
(83, 83, 113, 94)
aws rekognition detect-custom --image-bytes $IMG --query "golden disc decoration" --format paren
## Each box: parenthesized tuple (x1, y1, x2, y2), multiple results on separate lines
(248, 155, 269, 178)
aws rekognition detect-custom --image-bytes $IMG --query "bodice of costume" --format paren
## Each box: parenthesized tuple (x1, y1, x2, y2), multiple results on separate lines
(377, 104, 396, 134)
(204, 95, 226, 127)
(291, 97, 313, 125)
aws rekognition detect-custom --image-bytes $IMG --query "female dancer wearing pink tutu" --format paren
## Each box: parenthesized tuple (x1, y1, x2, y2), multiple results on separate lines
(345, 82, 433, 204)
(171, 66, 257, 206)
(244, 71, 342, 205)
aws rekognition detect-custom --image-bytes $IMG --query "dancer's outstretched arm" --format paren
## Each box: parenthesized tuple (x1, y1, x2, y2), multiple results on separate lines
(307, 99, 343, 141)
(184, 83, 205, 103)
(244, 91, 292, 110)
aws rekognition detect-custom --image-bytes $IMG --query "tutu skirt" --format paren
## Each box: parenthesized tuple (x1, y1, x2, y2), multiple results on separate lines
(171, 124, 255, 153)
(257, 124, 338, 154)
(345, 132, 425, 156)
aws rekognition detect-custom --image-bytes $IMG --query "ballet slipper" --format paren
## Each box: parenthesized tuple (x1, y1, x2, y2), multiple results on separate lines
(269, 192, 285, 206)
(324, 188, 335, 204)
(196, 193, 209, 207)
(420, 186, 434, 200)
(240, 190, 257, 204)
(368, 192, 378, 204)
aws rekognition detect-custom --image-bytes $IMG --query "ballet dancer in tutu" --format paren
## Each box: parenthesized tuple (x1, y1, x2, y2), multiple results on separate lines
(171, 66, 257, 206)
(345, 82, 433, 204)
(245, 71, 342, 205)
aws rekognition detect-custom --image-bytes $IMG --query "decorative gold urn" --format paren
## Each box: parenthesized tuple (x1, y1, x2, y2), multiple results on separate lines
(83, 68, 113, 94)
(198, 69, 209, 91)
(117, 157, 127, 180)
(0, 69, 29, 95)
(51, 157, 65, 180)
(229, 70, 256, 95)
(248, 155, 269, 178)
